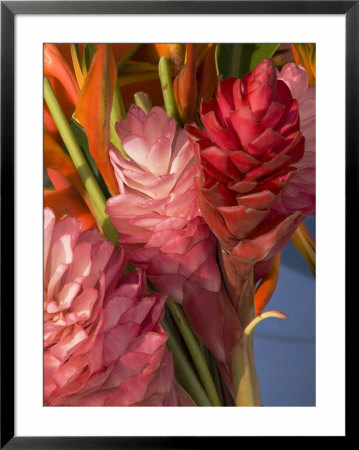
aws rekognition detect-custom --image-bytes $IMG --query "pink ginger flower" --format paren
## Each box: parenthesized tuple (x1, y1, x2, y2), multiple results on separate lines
(106, 106, 241, 378)
(44, 208, 193, 406)
(254, 63, 315, 282)
(109, 104, 199, 238)
(274, 63, 315, 216)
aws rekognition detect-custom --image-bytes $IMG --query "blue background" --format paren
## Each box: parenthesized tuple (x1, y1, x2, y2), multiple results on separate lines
(254, 217, 315, 406)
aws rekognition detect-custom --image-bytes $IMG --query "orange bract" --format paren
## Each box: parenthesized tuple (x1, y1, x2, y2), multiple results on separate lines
(197, 44, 218, 103)
(44, 44, 80, 106)
(44, 187, 96, 231)
(44, 129, 85, 198)
(291, 44, 316, 86)
(174, 44, 198, 124)
(135, 44, 185, 73)
(254, 253, 281, 315)
(74, 44, 119, 196)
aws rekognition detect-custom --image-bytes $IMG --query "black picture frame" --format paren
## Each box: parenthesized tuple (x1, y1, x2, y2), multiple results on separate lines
(1, 1, 353, 447)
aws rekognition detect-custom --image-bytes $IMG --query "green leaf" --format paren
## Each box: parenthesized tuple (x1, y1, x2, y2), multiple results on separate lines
(82, 43, 97, 73)
(215, 43, 280, 79)
(249, 43, 280, 71)
(215, 44, 244, 79)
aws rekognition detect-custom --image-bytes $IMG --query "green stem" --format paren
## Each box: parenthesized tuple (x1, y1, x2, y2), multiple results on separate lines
(158, 57, 179, 121)
(232, 333, 261, 406)
(232, 310, 286, 406)
(162, 317, 212, 407)
(291, 223, 316, 277)
(44, 77, 118, 244)
(166, 300, 221, 406)
(207, 350, 225, 406)
(110, 83, 128, 158)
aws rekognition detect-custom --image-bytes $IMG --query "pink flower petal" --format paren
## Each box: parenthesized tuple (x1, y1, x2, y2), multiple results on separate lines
(144, 107, 166, 144)
(71, 288, 98, 320)
(147, 136, 172, 176)
(65, 242, 92, 284)
(279, 63, 308, 100)
(50, 234, 73, 280)
(103, 295, 136, 332)
(122, 135, 150, 170)
(126, 104, 147, 136)
(103, 322, 141, 366)
(50, 324, 88, 362)
(44, 208, 56, 271)
(48, 282, 81, 312)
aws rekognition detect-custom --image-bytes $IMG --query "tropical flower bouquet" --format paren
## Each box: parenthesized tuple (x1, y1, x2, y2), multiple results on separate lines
(43, 43, 315, 407)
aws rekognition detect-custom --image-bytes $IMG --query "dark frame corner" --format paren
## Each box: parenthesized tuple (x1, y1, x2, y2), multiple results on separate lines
(1, 1, 355, 448)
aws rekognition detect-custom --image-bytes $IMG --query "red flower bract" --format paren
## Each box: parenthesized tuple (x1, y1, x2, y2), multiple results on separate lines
(186, 59, 306, 321)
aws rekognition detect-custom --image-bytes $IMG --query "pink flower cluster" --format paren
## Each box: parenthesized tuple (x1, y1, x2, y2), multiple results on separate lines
(107, 106, 241, 379)
(44, 208, 192, 406)
(108, 105, 199, 238)
(274, 63, 315, 216)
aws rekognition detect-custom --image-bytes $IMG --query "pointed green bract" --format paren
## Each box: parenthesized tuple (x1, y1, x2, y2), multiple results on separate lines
(134, 91, 152, 114)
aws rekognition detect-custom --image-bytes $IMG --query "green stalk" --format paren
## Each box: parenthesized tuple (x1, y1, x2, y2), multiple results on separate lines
(291, 223, 316, 277)
(162, 317, 212, 407)
(166, 300, 221, 406)
(232, 310, 287, 406)
(207, 350, 225, 406)
(110, 83, 127, 157)
(158, 57, 179, 121)
(44, 77, 118, 244)
(232, 333, 261, 406)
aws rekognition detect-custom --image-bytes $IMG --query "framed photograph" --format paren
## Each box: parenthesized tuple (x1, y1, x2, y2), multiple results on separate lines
(1, 1, 352, 447)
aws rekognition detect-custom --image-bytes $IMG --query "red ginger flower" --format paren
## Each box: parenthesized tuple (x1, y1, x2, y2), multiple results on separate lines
(185, 59, 310, 322)
(44, 208, 192, 406)
(106, 106, 241, 376)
